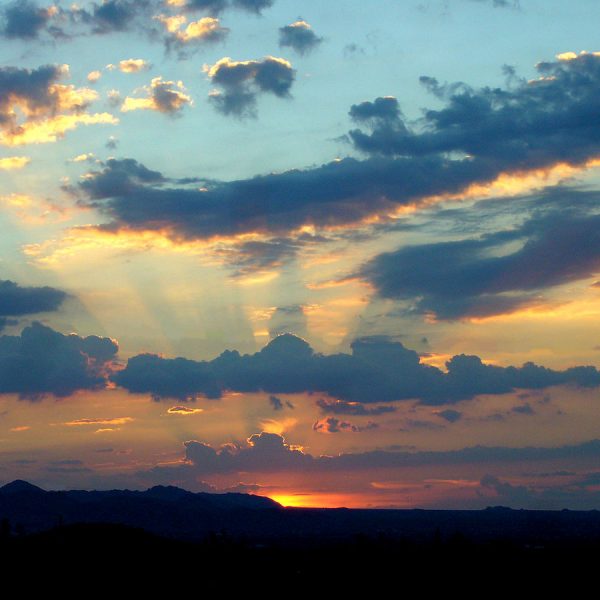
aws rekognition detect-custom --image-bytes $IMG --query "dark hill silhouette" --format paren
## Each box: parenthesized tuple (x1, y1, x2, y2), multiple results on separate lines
(0, 479, 45, 495)
(3, 480, 600, 549)
(2, 481, 600, 592)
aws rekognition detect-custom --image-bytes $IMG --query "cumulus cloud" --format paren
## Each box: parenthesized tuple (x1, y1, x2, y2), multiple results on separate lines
(82, 0, 157, 35)
(150, 434, 600, 477)
(205, 56, 295, 117)
(71, 53, 600, 246)
(115, 58, 151, 73)
(121, 76, 192, 115)
(0, 1, 60, 39)
(349, 53, 600, 172)
(113, 333, 600, 405)
(0, 322, 118, 399)
(0, 64, 117, 146)
(279, 20, 323, 55)
(87, 70, 102, 83)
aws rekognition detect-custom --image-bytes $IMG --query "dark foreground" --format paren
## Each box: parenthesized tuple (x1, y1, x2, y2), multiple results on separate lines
(2, 480, 600, 588)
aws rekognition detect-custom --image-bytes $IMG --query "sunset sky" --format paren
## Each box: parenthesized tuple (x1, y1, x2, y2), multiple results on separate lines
(1, 0, 600, 509)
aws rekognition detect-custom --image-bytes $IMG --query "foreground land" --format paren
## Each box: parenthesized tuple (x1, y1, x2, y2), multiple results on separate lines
(1, 480, 600, 588)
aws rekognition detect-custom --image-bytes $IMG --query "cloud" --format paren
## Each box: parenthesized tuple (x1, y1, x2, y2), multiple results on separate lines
(0, 280, 67, 326)
(116, 58, 151, 73)
(157, 15, 228, 56)
(87, 70, 102, 83)
(278, 20, 323, 55)
(84, 0, 156, 35)
(166, 0, 273, 15)
(0, 1, 59, 40)
(349, 96, 400, 123)
(78, 158, 165, 199)
(360, 198, 600, 319)
(168, 0, 229, 13)
(316, 398, 396, 416)
(268, 395, 294, 411)
(312, 416, 376, 433)
(155, 434, 600, 477)
(0, 156, 30, 170)
(113, 352, 221, 401)
(69, 53, 600, 252)
(349, 53, 600, 173)
(63, 417, 134, 426)
(167, 405, 203, 415)
(114, 333, 600, 405)
(0, 322, 118, 399)
(436, 409, 463, 422)
(0, 63, 117, 146)
(231, 0, 274, 14)
(121, 76, 192, 115)
(205, 56, 295, 117)
(215, 238, 301, 277)
(269, 395, 283, 410)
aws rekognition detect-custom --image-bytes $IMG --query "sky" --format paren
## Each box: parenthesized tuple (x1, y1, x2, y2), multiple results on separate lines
(1, 0, 600, 509)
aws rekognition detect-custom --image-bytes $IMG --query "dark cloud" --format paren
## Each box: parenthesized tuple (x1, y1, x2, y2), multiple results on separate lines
(0, 63, 110, 144)
(184, 431, 311, 474)
(77, 158, 164, 199)
(113, 353, 221, 401)
(121, 77, 192, 115)
(156, 0, 273, 15)
(268, 395, 294, 411)
(0, 322, 118, 399)
(349, 96, 401, 124)
(0, 64, 70, 132)
(0, 1, 57, 39)
(182, 0, 229, 13)
(217, 239, 300, 276)
(361, 203, 600, 319)
(114, 333, 600, 405)
(77, 153, 507, 240)
(436, 409, 463, 423)
(231, 0, 274, 14)
(160, 434, 600, 476)
(75, 54, 600, 243)
(85, 0, 154, 34)
(313, 417, 360, 434)
(316, 397, 396, 416)
(279, 20, 323, 56)
(206, 56, 295, 117)
(512, 403, 535, 415)
(269, 395, 283, 410)
(0, 280, 67, 319)
(349, 53, 600, 172)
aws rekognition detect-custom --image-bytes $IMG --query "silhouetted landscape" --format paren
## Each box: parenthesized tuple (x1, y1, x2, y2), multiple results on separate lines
(2, 480, 600, 587)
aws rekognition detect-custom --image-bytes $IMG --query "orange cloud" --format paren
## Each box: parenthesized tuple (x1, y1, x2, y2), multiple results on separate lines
(0, 156, 30, 170)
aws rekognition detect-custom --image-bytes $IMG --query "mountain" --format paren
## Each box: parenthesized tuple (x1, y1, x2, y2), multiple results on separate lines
(0, 480, 45, 495)
(0, 480, 282, 539)
(3, 480, 600, 548)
